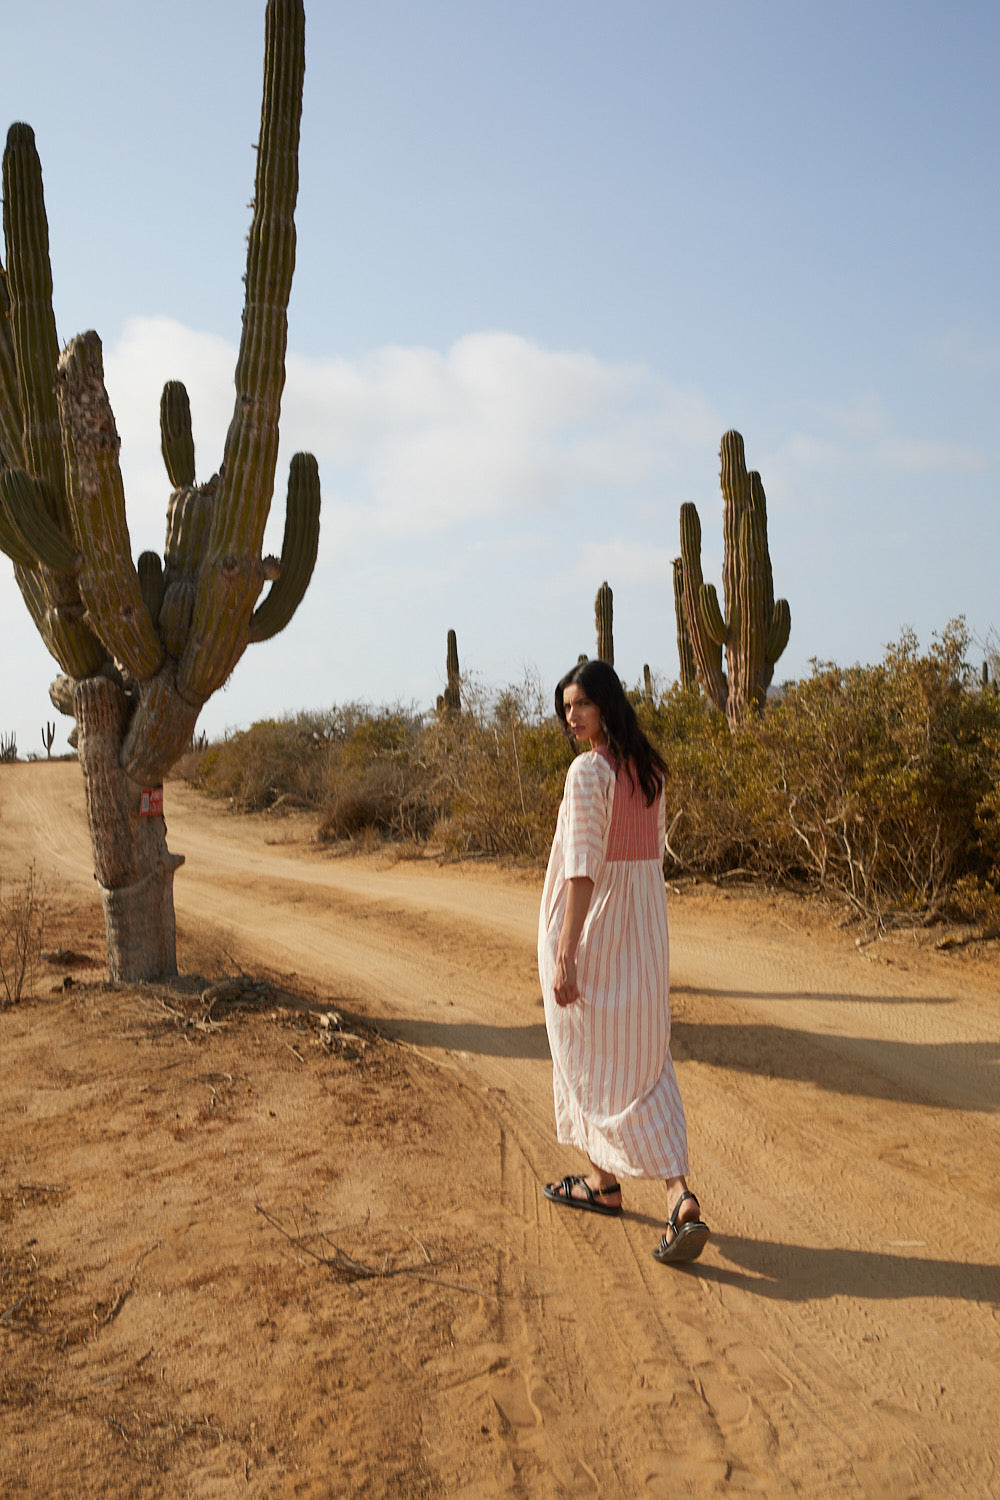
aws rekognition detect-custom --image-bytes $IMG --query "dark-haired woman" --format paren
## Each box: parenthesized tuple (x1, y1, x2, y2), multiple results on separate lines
(538, 659, 710, 1265)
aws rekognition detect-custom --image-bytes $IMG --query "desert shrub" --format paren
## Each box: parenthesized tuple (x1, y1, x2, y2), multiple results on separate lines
(0, 731, 17, 763)
(174, 624, 1000, 919)
(0, 862, 45, 1005)
(753, 623, 1000, 920)
(639, 621, 1000, 922)
(316, 706, 436, 842)
(181, 712, 347, 811)
(424, 679, 571, 858)
(637, 687, 780, 875)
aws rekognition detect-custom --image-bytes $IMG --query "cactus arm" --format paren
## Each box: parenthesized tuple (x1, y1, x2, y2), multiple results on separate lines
(678, 500, 727, 712)
(248, 451, 320, 642)
(732, 507, 769, 718)
(179, 0, 306, 704)
(595, 579, 614, 666)
(56, 331, 164, 680)
(2, 125, 68, 524)
(719, 429, 752, 629)
(0, 493, 40, 566)
(767, 598, 791, 668)
(698, 582, 728, 647)
(3, 124, 106, 680)
(671, 557, 697, 692)
(164, 477, 215, 582)
(0, 268, 25, 467)
(748, 470, 774, 621)
(160, 380, 196, 487)
(137, 550, 164, 624)
(0, 468, 80, 571)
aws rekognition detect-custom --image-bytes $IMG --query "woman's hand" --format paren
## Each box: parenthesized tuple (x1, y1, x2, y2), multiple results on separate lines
(553, 875, 594, 1007)
(553, 948, 581, 1007)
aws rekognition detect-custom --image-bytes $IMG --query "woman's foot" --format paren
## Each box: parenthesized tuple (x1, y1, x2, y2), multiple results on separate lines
(653, 1189, 710, 1264)
(542, 1174, 623, 1216)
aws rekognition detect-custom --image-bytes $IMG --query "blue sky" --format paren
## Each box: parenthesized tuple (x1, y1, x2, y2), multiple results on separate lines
(2, 1, 998, 756)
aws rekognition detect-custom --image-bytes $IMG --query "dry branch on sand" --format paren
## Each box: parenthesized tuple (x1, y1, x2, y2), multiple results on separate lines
(254, 1203, 497, 1301)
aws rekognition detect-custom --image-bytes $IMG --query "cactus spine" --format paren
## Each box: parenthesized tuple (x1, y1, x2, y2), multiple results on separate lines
(0, 0, 319, 980)
(678, 430, 790, 726)
(595, 580, 614, 666)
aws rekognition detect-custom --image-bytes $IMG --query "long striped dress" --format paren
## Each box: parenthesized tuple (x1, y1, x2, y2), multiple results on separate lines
(537, 746, 689, 1180)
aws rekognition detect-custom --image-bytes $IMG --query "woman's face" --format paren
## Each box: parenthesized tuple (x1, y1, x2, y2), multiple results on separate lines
(563, 684, 605, 747)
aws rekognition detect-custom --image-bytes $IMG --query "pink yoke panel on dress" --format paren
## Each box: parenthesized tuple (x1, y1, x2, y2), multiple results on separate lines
(598, 748, 663, 862)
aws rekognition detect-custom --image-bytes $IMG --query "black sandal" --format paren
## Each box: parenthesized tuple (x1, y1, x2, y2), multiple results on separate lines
(542, 1175, 623, 1217)
(652, 1190, 710, 1264)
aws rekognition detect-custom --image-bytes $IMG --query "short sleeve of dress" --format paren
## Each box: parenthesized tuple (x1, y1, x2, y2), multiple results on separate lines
(561, 752, 614, 880)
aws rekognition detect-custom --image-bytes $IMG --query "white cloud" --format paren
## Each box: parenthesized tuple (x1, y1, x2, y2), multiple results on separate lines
(98, 318, 726, 553)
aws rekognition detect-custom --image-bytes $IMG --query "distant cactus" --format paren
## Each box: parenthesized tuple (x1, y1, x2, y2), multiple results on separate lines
(41, 720, 55, 758)
(678, 431, 790, 727)
(0, 0, 318, 980)
(672, 557, 697, 692)
(442, 628, 461, 714)
(595, 580, 614, 666)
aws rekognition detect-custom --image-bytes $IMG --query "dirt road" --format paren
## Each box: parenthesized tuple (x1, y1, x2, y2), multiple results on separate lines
(2, 761, 999, 1497)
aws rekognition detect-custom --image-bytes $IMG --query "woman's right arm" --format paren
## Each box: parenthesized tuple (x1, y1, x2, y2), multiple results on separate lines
(553, 875, 595, 1006)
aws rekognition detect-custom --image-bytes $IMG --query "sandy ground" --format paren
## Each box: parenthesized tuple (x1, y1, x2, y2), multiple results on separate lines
(1, 760, 999, 1499)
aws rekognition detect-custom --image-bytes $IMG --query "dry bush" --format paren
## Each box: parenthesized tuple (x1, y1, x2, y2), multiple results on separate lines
(647, 621, 1000, 924)
(174, 625, 1000, 922)
(422, 676, 570, 858)
(0, 862, 45, 1005)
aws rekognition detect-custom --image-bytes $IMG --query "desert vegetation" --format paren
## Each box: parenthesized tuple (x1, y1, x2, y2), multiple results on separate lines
(0, 861, 44, 1006)
(175, 619, 1000, 932)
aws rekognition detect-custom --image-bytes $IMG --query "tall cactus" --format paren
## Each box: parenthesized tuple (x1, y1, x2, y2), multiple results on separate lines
(678, 430, 790, 727)
(0, 0, 320, 981)
(442, 628, 461, 714)
(595, 579, 614, 666)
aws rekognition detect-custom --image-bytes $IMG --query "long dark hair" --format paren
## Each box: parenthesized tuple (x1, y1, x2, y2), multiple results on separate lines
(555, 659, 667, 806)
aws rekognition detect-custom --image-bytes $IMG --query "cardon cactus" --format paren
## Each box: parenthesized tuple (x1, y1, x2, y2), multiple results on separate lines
(678, 431, 789, 726)
(595, 579, 614, 666)
(443, 628, 461, 713)
(0, 0, 319, 981)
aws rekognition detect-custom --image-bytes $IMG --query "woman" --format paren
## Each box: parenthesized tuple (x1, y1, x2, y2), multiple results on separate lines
(538, 658, 709, 1264)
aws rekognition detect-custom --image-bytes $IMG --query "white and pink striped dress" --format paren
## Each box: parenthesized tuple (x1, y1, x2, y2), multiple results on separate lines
(538, 746, 689, 1180)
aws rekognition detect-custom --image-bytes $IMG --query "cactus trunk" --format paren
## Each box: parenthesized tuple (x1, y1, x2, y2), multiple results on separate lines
(75, 677, 184, 980)
(442, 628, 461, 713)
(595, 580, 614, 666)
